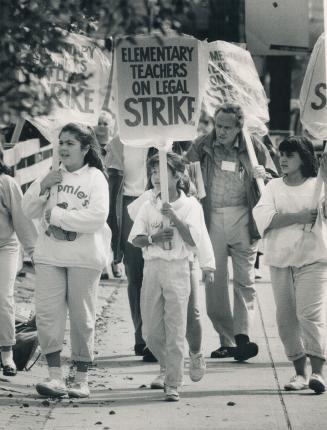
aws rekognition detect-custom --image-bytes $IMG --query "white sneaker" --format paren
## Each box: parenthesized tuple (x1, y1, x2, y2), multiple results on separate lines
(150, 367, 166, 389)
(284, 375, 308, 391)
(165, 385, 179, 402)
(68, 381, 90, 398)
(36, 378, 67, 397)
(189, 352, 206, 382)
(309, 373, 326, 394)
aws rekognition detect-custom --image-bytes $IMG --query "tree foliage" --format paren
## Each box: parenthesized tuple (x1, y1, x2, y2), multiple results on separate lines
(0, 0, 196, 128)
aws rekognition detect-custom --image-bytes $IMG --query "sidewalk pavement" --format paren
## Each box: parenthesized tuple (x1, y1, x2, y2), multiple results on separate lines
(1, 263, 326, 430)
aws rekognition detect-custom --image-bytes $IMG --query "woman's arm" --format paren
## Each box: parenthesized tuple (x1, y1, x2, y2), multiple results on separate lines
(266, 209, 317, 232)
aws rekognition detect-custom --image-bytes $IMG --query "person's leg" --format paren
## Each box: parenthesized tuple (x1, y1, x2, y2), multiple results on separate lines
(121, 196, 145, 352)
(294, 263, 327, 393)
(206, 209, 235, 354)
(270, 266, 308, 390)
(141, 260, 165, 370)
(186, 260, 202, 354)
(226, 207, 258, 360)
(107, 171, 122, 276)
(163, 259, 190, 395)
(0, 245, 19, 375)
(34, 264, 68, 397)
(186, 259, 206, 382)
(66, 267, 102, 398)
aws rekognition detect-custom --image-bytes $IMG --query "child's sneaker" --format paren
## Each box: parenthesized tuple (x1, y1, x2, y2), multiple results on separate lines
(68, 381, 90, 398)
(284, 375, 308, 391)
(150, 366, 166, 389)
(309, 373, 325, 394)
(165, 385, 179, 402)
(189, 352, 206, 382)
(36, 378, 67, 397)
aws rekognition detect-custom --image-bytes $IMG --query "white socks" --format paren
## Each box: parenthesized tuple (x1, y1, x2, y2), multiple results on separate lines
(49, 366, 63, 381)
(1, 350, 15, 367)
(75, 371, 88, 384)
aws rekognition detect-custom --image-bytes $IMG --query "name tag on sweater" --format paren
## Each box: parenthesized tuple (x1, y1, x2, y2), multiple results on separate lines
(221, 161, 236, 172)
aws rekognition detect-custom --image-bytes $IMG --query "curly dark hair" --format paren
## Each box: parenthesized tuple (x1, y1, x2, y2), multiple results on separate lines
(146, 152, 188, 193)
(279, 136, 318, 178)
(59, 123, 104, 172)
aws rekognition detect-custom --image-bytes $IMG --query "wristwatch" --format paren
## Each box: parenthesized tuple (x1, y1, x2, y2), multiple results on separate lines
(147, 235, 153, 245)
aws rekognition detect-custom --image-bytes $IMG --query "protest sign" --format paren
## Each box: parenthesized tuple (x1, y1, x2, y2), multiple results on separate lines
(245, 0, 309, 55)
(32, 32, 111, 127)
(203, 41, 269, 137)
(114, 34, 208, 146)
(300, 33, 327, 141)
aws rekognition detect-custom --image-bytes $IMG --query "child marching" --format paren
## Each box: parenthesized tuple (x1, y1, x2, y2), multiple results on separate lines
(129, 152, 214, 401)
(22, 123, 111, 398)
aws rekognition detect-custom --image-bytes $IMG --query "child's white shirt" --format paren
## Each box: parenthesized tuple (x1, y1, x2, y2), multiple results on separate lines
(128, 190, 215, 269)
(22, 164, 111, 271)
(253, 177, 327, 268)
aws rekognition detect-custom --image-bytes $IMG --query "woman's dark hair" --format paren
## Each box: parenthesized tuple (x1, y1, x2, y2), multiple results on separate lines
(279, 136, 318, 178)
(59, 123, 105, 173)
(0, 142, 13, 176)
(146, 152, 188, 193)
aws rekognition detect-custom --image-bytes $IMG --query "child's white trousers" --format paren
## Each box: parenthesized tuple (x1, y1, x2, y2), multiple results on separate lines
(270, 262, 327, 362)
(141, 258, 190, 388)
(35, 264, 101, 362)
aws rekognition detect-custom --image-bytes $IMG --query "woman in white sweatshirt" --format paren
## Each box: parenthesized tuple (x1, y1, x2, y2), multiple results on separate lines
(253, 136, 327, 394)
(0, 143, 37, 377)
(22, 123, 111, 399)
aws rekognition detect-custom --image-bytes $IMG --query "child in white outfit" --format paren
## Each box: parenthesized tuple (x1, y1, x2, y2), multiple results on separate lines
(0, 143, 37, 376)
(253, 136, 327, 394)
(22, 123, 111, 399)
(129, 152, 214, 402)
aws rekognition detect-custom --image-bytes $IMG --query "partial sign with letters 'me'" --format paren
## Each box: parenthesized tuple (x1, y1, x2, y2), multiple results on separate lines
(300, 33, 327, 140)
(115, 34, 208, 144)
(203, 41, 269, 136)
(35, 33, 111, 126)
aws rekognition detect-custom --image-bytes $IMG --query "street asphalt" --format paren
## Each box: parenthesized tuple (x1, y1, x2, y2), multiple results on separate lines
(0, 262, 326, 430)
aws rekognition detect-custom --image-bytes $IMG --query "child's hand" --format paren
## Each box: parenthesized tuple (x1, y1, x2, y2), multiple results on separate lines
(152, 227, 174, 243)
(203, 270, 214, 286)
(161, 202, 177, 222)
(45, 208, 52, 223)
(40, 170, 62, 195)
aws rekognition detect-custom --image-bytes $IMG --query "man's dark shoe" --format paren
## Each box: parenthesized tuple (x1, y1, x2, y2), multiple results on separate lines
(210, 346, 236, 359)
(134, 344, 146, 356)
(142, 347, 158, 362)
(234, 334, 258, 361)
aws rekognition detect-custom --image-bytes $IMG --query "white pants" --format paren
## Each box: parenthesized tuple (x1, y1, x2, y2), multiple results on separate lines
(0, 244, 19, 347)
(141, 258, 190, 387)
(35, 264, 101, 362)
(270, 263, 327, 362)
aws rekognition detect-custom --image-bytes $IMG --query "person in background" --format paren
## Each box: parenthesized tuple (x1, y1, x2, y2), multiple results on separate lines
(129, 152, 214, 402)
(0, 142, 37, 377)
(22, 123, 110, 398)
(106, 135, 158, 361)
(95, 111, 122, 279)
(253, 136, 327, 394)
(186, 102, 278, 361)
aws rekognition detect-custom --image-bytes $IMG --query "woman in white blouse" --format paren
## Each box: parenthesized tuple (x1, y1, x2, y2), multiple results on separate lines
(253, 136, 327, 394)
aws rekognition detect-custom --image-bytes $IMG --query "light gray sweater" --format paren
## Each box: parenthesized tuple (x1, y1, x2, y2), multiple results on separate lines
(0, 174, 37, 256)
